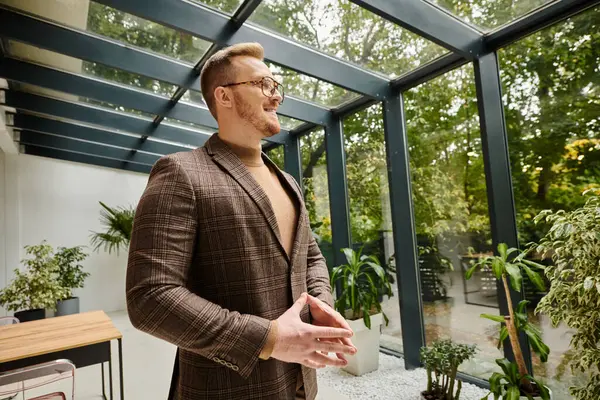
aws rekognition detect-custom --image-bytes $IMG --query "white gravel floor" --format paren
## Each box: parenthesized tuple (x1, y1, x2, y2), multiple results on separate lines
(318, 353, 491, 400)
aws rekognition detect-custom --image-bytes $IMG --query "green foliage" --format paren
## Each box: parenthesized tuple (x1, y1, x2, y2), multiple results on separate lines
(465, 243, 550, 396)
(90, 201, 135, 255)
(420, 339, 477, 400)
(484, 359, 551, 400)
(0, 242, 69, 312)
(533, 194, 600, 400)
(330, 247, 391, 329)
(54, 246, 90, 299)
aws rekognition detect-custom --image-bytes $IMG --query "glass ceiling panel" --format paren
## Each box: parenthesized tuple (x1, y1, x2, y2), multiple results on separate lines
(189, 0, 245, 15)
(427, 0, 554, 30)
(16, 0, 211, 65)
(5, 41, 178, 98)
(249, 0, 448, 78)
(269, 63, 360, 107)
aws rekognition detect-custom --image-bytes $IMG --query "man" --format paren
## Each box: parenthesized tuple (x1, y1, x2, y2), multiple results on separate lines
(126, 42, 356, 400)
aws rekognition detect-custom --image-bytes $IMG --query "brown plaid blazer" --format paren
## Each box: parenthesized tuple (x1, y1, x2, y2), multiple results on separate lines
(126, 133, 334, 400)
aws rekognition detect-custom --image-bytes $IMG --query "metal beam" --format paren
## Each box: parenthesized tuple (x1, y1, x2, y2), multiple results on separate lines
(382, 92, 425, 369)
(0, 57, 219, 128)
(325, 116, 351, 275)
(347, 0, 484, 58)
(283, 135, 303, 193)
(18, 130, 161, 165)
(12, 114, 191, 156)
(474, 52, 533, 372)
(485, 0, 600, 51)
(23, 145, 152, 174)
(92, 0, 391, 98)
(2, 90, 212, 146)
(0, 5, 330, 127)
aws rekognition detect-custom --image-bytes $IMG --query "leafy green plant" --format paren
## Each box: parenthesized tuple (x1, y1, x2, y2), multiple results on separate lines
(90, 201, 135, 255)
(420, 339, 477, 400)
(534, 194, 600, 400)
(465, 243, 550, 398)
(54, 246, 90, 300)
(330, 246, 391, 329)
(0, 242, 68, 312)
(487, 359, 551, 400)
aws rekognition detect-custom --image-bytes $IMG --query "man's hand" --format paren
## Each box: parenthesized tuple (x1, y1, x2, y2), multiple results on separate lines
(271, 293, 356, 369)
(307, 294, 356, 362)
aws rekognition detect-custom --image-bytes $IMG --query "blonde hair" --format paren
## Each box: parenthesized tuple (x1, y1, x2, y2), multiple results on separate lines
(200, 42, 265, 119)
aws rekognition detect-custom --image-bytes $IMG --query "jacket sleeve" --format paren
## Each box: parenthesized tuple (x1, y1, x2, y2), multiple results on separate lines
(126, 154, 271, 380)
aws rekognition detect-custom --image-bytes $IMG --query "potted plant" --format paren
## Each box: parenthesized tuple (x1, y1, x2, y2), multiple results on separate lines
(533, 194, 600, 400)
(90, 201, 135, 255)
(420, 339, 477, 400)
(54, 245, 90, 316)
(466, 243, 552, 399)
(330, 246, 391, 376)
(0, 242, 68, 322)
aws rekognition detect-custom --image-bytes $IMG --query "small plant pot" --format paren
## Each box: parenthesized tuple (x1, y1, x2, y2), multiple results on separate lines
(342, 313, 383, 376)
(56, 297, 80, 316)
(14, 308, 45, 322)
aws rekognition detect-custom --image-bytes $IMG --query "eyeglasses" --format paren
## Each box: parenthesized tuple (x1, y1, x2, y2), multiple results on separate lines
(222, 76, 285, 104)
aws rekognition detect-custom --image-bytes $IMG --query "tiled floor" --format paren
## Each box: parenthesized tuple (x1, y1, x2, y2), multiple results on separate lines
(35, 311, 348, 399)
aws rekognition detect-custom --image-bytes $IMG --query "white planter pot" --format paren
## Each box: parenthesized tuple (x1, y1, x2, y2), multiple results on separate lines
(342, 313, 383, 376)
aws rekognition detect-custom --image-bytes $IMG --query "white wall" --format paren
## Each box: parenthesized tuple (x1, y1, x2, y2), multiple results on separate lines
(1, 152, 149, 315)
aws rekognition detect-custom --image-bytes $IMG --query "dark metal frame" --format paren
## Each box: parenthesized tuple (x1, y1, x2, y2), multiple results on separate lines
(2, 0, 599, 383)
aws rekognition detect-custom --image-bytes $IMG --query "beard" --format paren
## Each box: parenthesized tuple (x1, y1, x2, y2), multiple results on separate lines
(233, 92, 280, 137)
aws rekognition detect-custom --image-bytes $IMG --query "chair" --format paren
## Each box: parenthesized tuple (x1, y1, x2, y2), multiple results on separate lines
(0, 317, 19, 326)
(0, 360, 75, 400)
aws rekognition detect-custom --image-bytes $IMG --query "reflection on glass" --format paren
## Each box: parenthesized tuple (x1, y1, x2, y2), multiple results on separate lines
(189, 0, 244, 15)
(250, 0, 447, 78)
(6, 41, 178, 98)
(499, 7, 600, 398)
(269, 63, 359, 107)
(265, 145, 285, 170)
(428, 0, 553, 30)
(163, 117, 216, 133)
(405, 64, 500, 378)
(278, 115, 304, 131)
(300, 129, 333, 268)
(343, 105, 401, 352)
(181, 89, 207, 106)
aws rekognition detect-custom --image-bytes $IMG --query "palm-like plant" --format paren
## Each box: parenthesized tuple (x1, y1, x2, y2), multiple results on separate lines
(466, 243, 550, 399)
(90, 201, 135, 255)
(330, 246, 391, 329)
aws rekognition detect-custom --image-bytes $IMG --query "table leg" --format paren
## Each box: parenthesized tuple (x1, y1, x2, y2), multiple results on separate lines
(118, 338, 124, 400)
(102, 362, 107, 400)
(109, 344, 114, 400)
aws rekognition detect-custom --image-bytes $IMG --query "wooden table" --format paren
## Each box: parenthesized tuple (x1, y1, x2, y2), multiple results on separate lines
(0, 310, 124, 399)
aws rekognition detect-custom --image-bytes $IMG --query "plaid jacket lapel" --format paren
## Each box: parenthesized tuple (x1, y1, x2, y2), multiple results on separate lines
(206, 134, 289, 262)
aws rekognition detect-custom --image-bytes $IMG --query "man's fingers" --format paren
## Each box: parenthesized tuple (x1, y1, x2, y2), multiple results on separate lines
(310, 351, 347, 368)
(289, 292, 308, 314)
(340, 337, 355, 348)
(303, 358, 326, 369)
(307, 294, 352, 330)
(309, 325, 353, 339)
(314, 339, 356, 355)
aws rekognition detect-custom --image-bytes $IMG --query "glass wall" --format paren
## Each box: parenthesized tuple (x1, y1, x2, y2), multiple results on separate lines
(343, 105, 402, 352)
(404, 64, 500, 378)
(499, 6, 600, 397)
(265, 145, 284, 170)
(299, 129, 333, 268)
